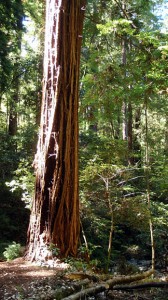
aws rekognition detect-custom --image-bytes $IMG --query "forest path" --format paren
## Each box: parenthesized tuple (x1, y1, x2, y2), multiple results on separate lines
(0, 257, 168, 300)
(0, 257, 64, 299)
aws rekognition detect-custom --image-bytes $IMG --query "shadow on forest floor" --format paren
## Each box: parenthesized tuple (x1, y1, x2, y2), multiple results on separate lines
(0, 257, 168, 300)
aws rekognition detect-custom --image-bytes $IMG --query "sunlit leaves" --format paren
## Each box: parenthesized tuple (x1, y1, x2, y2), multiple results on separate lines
(97, 19, 135, 36)
(79, 0, 168, 264)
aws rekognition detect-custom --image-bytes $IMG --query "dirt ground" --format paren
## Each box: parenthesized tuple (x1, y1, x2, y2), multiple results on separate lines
(0, 257, 62, 299)
(0, 258, 168, 300)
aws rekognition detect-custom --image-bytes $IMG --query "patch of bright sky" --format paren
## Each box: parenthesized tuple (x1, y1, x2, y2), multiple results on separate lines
(155, 0, 168, 33)
(21, 17, 39, 57)
(21, 1, 168, 58)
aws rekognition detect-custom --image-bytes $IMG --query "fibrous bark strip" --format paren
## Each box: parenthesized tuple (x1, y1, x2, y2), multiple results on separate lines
(26, 0, 85, 260)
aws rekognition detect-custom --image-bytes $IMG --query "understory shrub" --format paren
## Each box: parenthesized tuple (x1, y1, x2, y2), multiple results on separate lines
(3, 241, 22, 261)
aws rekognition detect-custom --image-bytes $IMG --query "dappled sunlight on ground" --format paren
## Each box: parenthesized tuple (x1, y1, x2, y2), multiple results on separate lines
(0, 257, 65, 298)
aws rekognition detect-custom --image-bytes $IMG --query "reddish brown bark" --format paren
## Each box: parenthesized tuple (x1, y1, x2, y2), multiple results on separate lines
(26, 0, 85, 260)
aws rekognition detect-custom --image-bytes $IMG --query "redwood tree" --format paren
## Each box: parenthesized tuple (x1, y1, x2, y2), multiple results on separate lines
(26, 0, 85, 260)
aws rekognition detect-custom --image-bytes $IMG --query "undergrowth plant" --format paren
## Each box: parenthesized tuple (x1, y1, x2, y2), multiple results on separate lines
(3, 242, 22, 261)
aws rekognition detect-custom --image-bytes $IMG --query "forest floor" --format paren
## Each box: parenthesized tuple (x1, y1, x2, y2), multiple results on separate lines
(0, 257, 168, 300)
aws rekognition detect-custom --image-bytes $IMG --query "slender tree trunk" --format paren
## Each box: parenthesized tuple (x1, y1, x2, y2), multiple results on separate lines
(107, 194, 114, 271)
(122, 101, 127, 140)
(144, 96, 155, 271)
(121, 36, 127, 141)
(127, 102, 134, 164)
(133, 108, 141, 164)
(8, 96, 18, 136)
(98, 175, 114, 271)
(8, 2, 23, 138)
(8, 64, 20, 137)
(165, 114, 168, 156)
(26, 0, 85, 260)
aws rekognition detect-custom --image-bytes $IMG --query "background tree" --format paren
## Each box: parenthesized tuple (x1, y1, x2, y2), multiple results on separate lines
(0, 0, 43, 256)
(79, 0, 168, 269)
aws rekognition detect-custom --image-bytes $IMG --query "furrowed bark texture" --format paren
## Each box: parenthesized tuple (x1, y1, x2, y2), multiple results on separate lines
(26, 0, 85, 260)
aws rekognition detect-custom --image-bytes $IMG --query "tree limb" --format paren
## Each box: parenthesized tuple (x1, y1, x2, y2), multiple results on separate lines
(114, 281, 168, 290)
(62, 269, 154, 300)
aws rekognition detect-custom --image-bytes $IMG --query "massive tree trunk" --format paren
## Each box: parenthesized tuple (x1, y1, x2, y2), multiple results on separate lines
(26, 0, 85, 260)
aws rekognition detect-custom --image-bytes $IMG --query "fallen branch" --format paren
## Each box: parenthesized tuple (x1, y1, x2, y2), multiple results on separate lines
(106, 268, 154, 289)
(62, 284, 107, 300)
(64, 272, 99, 282)
(62, 269, 154, 300)
(54, 278, 91, 299)
(114, 281, 168, 290)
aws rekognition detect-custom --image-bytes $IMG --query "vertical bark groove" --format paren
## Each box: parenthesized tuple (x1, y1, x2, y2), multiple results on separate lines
(26, 0, 85, 260)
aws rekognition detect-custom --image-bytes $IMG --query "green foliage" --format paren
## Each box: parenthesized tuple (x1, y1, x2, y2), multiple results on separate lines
(97, 19, 135, 36)
(0, 0, 42, 264)
(48, 243, 60, 257)
(0, 242, 9, 260)
(0, 183, 30, 244)
(6, 158, 35, 207)
(0, 0, 24, 95)
(63, 256, 87, 272)
(79, 0, 168, 268)
(3, 242, 22, 261)
(152, 201, 168, 258)
(0, 133, 18, 178)
(78, 243, 101, 260)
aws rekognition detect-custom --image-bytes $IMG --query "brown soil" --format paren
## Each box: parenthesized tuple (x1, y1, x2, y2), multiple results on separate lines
(0, 257, 61, 299)
(0, 258, 168, 300)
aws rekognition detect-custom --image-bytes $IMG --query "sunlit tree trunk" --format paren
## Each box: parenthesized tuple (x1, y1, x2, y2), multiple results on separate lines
(120, 2, 136, 165)
(35, 3, 45, 127)
(26, 0, 85, 260)
(144, 94, 155, 271)
(133, 108, 141, 164)
(98, 174, 114, 272)
(165, 115, 168, 156)
(127, 102, 134, 164)
(121, 30, 127, 141)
